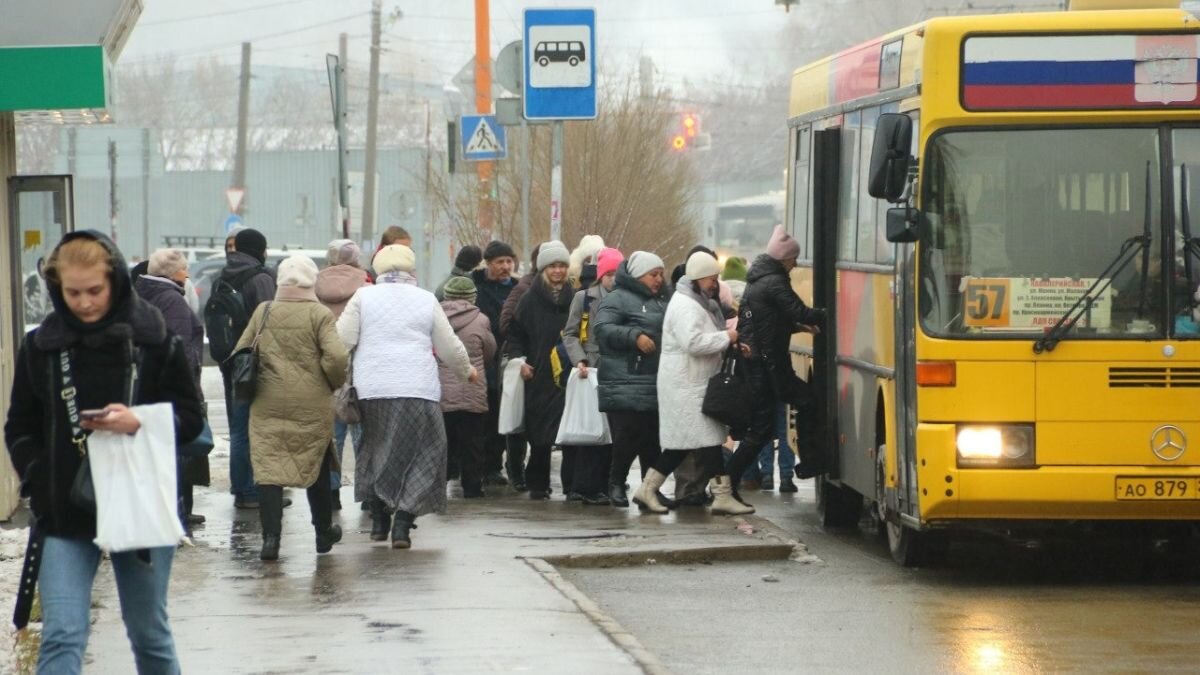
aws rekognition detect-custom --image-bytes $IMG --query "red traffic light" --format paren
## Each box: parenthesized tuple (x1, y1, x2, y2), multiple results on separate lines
(682, 113, 700, 138)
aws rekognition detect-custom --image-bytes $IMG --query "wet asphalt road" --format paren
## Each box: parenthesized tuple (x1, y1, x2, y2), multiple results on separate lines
(75, 369, 1200, 673)
(563, 483, 1200, 675)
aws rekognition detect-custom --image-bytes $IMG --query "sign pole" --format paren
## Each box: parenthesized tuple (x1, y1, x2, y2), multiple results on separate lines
(550, 120, 563, 241)
(521, 117, 531, 265)
(474, 0, 494, 240)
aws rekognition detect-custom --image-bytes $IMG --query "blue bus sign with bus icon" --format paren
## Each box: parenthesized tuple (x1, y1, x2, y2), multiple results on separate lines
(523, 8, 597, 120)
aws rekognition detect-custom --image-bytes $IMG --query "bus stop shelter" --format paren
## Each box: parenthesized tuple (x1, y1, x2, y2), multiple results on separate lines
(0, 0, 141, 520)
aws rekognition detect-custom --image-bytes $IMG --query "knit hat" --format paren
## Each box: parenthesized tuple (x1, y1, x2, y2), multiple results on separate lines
(570, 234, 606, 281)
(373, 244, 416, 274)
(686, 251, 722, 280)
(454, 245, 483, 271)
(234, 228, 268, 263)
(326, 238, 362, 267)
(484, 240, 516, 261)
(721, 256, 748, 282)
(536, 240, 570, 270)
(766, 225, 800, 262)
(443, 275, 477, 303)
(626, 251, 665, 280)
(277, 254, 319, 288)
(596, 247, 624, 279)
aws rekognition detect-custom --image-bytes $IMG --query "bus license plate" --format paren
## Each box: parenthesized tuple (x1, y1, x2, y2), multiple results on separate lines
(1115, 477, 1200, 501)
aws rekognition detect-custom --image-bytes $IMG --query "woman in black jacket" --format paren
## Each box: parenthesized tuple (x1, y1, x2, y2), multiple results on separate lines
(591, 251, 669, 507)
(5, 231, 203, 674)
(505, 241, 573, 500)
(136, 247, 209, 532)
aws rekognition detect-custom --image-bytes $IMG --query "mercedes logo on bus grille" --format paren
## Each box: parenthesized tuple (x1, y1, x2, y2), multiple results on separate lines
(1150, 425, 1187, 462)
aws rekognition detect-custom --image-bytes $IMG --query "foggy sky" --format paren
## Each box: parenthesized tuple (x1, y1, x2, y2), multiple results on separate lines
(122, 0, 799, 88)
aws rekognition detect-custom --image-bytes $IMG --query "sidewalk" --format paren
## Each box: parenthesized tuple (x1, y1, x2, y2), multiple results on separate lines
(70, 369, 806, 673)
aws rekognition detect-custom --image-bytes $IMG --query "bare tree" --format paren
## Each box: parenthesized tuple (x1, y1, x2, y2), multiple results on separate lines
(428, 81, 699, 265)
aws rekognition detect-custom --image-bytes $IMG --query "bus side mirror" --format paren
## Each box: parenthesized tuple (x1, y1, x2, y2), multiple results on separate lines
(868, 113, 913, 202)
(886, 207, 922, 243)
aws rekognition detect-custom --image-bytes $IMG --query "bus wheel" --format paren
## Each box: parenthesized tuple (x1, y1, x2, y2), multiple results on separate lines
(886, 521, 946, 567)
(568, 56, 580, 66)
(816, 475, 861, 529)
(538, 56, 550, 67)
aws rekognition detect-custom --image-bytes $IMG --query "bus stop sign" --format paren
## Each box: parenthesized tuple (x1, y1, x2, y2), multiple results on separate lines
(523, 8, 597, 121)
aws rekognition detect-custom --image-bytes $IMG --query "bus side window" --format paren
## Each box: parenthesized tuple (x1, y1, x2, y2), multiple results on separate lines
(838, 110, 862, 262)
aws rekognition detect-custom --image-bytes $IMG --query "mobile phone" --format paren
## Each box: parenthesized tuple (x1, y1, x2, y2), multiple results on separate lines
(79, 409, 110, 420)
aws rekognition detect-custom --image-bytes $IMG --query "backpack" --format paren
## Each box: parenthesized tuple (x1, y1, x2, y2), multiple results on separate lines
(550, 292, 595, 389)
(205, 266, 262, 363)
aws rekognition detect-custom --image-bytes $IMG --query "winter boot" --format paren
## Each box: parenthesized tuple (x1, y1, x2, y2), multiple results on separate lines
(369, 498, 392, 542)
(316, 524, 343, 554)
(710, 476, 755, 516)
(608, 483, 630, 507)
(632, 470, 670, 514)
(391, 511, 417, 549)
(260, 535, 280, 561)
(779, 477, 799, 493)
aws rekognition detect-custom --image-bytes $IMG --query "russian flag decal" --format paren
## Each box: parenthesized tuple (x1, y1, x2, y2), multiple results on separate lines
(963, 34, 1200, 110)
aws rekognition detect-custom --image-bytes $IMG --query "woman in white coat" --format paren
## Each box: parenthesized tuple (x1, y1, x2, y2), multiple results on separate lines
(633, 252, 753, 515)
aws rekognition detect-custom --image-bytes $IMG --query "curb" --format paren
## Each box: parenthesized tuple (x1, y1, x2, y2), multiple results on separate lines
(522, 557, 674, 675)
(538, 543, 796, 569)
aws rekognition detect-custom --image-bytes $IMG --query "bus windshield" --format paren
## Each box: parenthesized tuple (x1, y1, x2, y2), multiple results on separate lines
(920, 127, 1166, 338)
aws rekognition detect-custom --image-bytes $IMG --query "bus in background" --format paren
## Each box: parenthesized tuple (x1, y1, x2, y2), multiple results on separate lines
(711, 190, 786, 262)
(786, 2, 1200, 565)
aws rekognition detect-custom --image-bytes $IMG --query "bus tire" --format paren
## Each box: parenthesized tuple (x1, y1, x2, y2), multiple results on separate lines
(816, 475, 861, 529)
(886, 521, 946, 567)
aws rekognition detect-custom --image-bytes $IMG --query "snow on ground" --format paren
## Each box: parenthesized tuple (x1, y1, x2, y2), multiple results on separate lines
(0, 525, 32, 674)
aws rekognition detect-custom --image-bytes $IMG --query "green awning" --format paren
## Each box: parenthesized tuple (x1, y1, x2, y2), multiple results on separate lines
(0, 45, 114, 122)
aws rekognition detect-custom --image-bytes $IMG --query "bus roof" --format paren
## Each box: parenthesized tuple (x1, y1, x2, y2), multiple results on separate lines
(787, 7, 1200, 121)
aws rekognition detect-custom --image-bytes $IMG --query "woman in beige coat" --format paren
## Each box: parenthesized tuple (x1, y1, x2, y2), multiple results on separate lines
(236, 254, 349, 561)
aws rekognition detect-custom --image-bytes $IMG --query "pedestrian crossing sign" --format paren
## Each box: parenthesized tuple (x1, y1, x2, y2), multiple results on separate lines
(460, 114, 507, 161)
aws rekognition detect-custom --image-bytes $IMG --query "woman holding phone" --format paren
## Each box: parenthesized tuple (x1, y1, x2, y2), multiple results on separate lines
(5, 230, 203, 674)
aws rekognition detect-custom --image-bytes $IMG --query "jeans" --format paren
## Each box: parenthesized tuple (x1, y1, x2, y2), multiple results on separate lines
(757, 403, 795, 480)
(38, 537, 179, 675)
(331, 420, 363, 490)
(227, 396, 258, 501)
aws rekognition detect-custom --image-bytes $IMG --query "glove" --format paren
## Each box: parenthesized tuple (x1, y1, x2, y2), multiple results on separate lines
(806, 307, 827, 329)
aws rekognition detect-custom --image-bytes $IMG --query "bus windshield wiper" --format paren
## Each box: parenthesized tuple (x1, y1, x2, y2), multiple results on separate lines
(1182, 164, 1200, 294)
(1033, 162, 1153, 354)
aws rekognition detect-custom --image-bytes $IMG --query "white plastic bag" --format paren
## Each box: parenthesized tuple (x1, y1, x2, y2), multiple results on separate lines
(498, 357, 527, 435)
(555, 368, 611, 445)
(89, 403, 185, 552)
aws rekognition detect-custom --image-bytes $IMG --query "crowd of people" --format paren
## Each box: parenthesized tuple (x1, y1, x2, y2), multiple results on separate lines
(4, 223, 824, 673)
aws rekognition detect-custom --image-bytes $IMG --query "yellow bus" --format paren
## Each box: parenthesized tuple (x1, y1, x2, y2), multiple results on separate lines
(786, 2, 1200, 565)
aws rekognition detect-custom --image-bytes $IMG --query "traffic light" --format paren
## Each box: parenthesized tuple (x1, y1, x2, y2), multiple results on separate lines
(670, 112, 702, 152)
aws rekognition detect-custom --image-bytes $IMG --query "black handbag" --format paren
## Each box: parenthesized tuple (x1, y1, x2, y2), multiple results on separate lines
(702, 347, 752, 431)
(228, 301, 272, 403)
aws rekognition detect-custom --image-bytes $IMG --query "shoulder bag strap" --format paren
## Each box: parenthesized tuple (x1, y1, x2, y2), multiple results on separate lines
(250, 301, 274, 353)
(58, 350, 88, 458)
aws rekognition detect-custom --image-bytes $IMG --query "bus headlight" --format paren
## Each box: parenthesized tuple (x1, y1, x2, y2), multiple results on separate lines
(956, 425, 1035, 467)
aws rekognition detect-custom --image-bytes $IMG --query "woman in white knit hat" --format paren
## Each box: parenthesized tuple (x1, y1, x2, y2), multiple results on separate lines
(235, 254, 351, 560)
(337, 244, 476, 548)
(505, 240, 574, 499)
(639, 251, 752, 515)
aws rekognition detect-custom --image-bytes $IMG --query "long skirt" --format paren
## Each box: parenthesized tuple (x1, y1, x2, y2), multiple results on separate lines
(356, 397, 448, 517)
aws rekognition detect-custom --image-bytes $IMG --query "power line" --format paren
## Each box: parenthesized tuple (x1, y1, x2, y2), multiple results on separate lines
(139, 0, 331, 27)
(124, 12, 370, 64)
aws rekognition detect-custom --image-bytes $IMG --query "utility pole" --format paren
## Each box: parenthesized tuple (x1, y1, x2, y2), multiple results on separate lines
(141, 128, 150, 258)
(233, 42, 251, 217)
(362, 0, 382, 247)
(474, 0, 495, 240)
(337, 32, 350, 239)
(108, 140, 118, 243)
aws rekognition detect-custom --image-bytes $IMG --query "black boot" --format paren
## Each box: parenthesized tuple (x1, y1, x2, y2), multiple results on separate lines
(316, 523, 343, 553)
(369, 498, 391, 542)
(259, 486, 284, 561)
(656, 491, 678, 510)
(391, 510, 417, 549)
(608, 483, 629, 507)
(260, 535, 280, 561)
